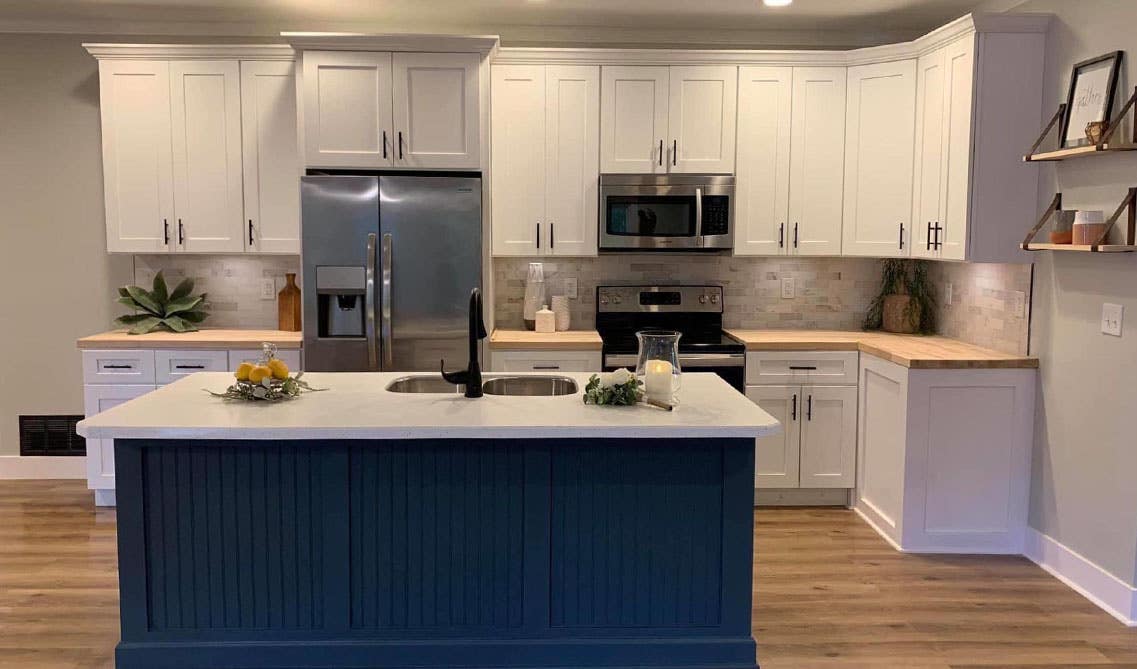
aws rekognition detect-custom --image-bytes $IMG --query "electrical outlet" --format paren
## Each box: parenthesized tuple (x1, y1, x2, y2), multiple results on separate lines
(1102, 303, 1124, 337)
(1011, 291, 1026, 318)
(260, 278, 276, 300)
(944, 283, 953, 306)
(564, 277, 578, 299)
(781, 277, 795, 299)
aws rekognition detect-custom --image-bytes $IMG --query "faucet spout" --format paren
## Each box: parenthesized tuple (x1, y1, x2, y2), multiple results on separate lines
(441, 287, 486, 398)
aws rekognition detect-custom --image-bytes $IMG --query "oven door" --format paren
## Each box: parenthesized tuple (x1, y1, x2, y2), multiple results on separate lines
(604, 352, 746, 393)
(599, 176, 734, 252)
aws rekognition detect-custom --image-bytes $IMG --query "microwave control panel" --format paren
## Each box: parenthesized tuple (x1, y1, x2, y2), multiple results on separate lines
(702, 196, 730, 236)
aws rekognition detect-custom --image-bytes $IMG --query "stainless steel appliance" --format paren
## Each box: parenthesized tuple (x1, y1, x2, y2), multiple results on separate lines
(301, 174, 482, 372)
(599, 174, 734, 252)
(596, 285, 746, 392)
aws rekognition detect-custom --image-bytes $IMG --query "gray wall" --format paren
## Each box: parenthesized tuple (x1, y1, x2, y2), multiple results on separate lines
(1011, 0, 1137, 586)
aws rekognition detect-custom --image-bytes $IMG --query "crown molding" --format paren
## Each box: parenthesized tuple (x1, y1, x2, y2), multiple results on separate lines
(282, 32, 499, 54)
(83, 43, 294, 60)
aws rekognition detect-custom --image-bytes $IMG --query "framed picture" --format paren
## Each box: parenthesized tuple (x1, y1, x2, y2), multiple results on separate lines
(1061, 50, 1124, 148)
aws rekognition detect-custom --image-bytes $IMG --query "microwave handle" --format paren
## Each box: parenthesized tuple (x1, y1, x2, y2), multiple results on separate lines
(694, 186, 704, 243)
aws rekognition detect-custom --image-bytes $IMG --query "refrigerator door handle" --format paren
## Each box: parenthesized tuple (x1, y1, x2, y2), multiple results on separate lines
(380, 232, 394, 370)
(365, 233, 378, 371)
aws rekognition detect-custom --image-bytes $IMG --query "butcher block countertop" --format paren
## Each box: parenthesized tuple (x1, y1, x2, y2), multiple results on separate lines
(725, 330, 1038, 370)
(77, 329, 302, 350)
(489, 329, 603, 351)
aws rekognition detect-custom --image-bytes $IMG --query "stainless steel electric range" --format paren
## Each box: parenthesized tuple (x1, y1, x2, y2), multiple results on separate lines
(596, 285, 746, 392)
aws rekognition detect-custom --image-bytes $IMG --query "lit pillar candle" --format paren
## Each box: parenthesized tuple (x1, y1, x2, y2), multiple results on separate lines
(644, 359, 673, 401)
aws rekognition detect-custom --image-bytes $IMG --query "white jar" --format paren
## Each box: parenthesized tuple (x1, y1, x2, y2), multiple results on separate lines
(550, 295, 571, 331)
(535, 305, 556, 333)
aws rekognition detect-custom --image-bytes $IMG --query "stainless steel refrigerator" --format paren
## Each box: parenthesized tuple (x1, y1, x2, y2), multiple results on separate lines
(301, 174, 482, 372)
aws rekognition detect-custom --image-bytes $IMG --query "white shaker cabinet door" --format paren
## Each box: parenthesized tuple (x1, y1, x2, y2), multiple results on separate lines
(842, 60, 917, 257)
(734, 66, 791, 256)
(544, 65, 600, 257)
(490, 65, 545, 256)
(241, 61, 300, 254)
(668, 66, 737, 174)
(169, 60, 245, 253)
(746, 385, 801, 489)
(600, 66, 669, 173)
(910, 47, 947, 260)
(98, 60, 175, 253)
(302, 51, 393, 168)
(83, 384, 155, 491)
(392, 52, 480, 169)
(937, 35, 975, 261)
(789, 67, 846, 256)
(799, 385, 857, 488)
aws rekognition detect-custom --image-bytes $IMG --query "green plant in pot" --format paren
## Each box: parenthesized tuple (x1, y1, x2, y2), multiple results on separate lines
(863, 259, 936, 335)
(115, 271, 210, 334)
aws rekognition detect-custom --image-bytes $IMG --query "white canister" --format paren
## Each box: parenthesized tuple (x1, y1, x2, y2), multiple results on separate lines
(535, 305, 556, 333)
(551, 295, 571, 332)
(1073, 210, 1107, 245)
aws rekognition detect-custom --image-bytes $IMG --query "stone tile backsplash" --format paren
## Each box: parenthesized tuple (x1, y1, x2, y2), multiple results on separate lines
(928, 261, 1032, 356)
(493, 256, 883, 331)
(132, 255, 300, 329)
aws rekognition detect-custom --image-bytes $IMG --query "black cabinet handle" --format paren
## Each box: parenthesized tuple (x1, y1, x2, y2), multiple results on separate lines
(793, 222, 799, 249)
(779, 222, 784, 248)
(382, 130, 388, 159)
(163, 219, 169, 245)
(791, 394, 797, 421)
(658, 139, 663, 166)
(533, 365, 560, 370)
(807, 394, 813, 421)
(536, 223, 540, 249)
(926, 221, 933, 250)
(899, 222, 904, 250)
(672, 139, 677, 166)
(248, 220, 255, 246)
(102, 364, 134, 370)
(175, 364, 205, 370)
(934, 221, 943, 250)
(550, 222, 554, 249)
(398, 131, 404, 160)
(178, 219, 185, 245)
(788, 365, 817, 370)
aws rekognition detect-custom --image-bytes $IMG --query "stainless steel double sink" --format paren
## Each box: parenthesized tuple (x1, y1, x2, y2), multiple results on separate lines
(386, 375, 578, 397)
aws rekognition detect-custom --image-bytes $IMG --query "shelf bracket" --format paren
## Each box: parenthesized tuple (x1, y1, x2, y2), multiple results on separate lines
(1021, 192, 1062, 249)
(1024, 104, 1066, 160)
(1090, 187, 1137, 251)
(1099, 87, 1137, 147)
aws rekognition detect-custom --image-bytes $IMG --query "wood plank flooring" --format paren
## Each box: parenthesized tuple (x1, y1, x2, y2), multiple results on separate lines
(1, 480, 1133, 669)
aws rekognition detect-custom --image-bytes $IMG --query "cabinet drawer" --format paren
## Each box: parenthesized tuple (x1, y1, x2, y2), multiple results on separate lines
(155, 350, 231, 384)
(746, 351, 859, 386)
(228, 349, 302, 371)
(492, 350, 601, 373)
(82, 350, 156, 384)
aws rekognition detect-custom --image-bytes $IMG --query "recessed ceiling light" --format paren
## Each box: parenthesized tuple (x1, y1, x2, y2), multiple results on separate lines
(763, 0, 793, 6)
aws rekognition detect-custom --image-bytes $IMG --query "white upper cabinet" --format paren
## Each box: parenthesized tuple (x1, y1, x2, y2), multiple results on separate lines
(789, 67, 846, 256)
(241, 61, 300, 254)
(736, 66, 844, 256)
(169, 60, 244, 253)
(98, 60, 175, 253)
(600, 65, 736, 174)
(668, 66, 737, 174)
(302, 51, 393, 168)
(910, 47, 947, 259)
(600, 66, 669, 174)
(392, 53, 480, 169)
(842, 59, 917, 257)
(543, 65, 600, 256)
(491, 64, 599, 257)
(491, 65, 545, 256)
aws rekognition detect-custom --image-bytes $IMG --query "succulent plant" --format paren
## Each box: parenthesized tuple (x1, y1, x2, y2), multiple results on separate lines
(115, 271, 209, 334)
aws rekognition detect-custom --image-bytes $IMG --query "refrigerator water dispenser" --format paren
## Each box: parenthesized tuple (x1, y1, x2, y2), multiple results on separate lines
(316, 266, 365, 338)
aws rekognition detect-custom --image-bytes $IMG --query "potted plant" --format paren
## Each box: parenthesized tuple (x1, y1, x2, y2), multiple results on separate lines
(115, 272, 210, 334)
(863, 259, 936, 335)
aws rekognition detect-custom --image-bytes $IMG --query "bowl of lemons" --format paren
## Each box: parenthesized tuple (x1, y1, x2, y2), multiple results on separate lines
(208, 343, 323, 402)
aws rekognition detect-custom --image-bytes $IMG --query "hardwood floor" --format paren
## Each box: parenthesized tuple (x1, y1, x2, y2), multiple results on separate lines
(0, 481, 1133, 669)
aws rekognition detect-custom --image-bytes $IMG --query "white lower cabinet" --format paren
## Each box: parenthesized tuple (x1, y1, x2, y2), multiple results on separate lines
(82, 383, 154, 506)
(747, 384, 855, 489)
(855, 354, 1036, 554)
(490, 349, 601, 373)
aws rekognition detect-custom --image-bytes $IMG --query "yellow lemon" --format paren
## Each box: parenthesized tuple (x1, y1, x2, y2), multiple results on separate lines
(248, 365, 273, 385)
(267, 358, 290, 380)
(234, 362, 254, 382)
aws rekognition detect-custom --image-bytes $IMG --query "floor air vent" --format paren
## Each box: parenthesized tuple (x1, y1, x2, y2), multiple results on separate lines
(19, 415, 86, 456)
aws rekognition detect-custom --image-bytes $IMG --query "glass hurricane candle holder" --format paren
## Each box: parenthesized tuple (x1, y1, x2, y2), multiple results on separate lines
(635, 330, 682, 403)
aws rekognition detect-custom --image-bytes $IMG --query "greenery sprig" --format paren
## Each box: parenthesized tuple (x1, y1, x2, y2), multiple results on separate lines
(583, 369, 644, 406)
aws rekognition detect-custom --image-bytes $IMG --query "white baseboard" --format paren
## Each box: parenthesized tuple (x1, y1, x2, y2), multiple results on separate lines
(0, 455, 86, 480)
(1023, 527, 1137, 627)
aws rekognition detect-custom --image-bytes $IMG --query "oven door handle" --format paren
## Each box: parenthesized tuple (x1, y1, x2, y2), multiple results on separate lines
(603, 352, 744, 369)
(694, 186, 704, 246)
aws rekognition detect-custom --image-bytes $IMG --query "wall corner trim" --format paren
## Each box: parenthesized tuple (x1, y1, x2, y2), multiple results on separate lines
(0, 455, 86, 480)
(1024, 527, 1137, 627)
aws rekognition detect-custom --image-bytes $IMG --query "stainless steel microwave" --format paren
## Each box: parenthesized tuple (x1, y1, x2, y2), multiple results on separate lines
(599, 174, 734, 252)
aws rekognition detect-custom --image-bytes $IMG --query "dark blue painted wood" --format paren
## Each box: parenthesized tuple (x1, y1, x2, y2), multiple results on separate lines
(114, 438, 758, 669)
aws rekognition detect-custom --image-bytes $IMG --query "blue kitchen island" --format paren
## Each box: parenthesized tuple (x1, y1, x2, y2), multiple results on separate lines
(78, 372, 780, 669)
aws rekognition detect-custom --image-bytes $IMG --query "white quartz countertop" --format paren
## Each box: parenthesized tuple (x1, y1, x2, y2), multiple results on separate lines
(77, 372, 780, 441)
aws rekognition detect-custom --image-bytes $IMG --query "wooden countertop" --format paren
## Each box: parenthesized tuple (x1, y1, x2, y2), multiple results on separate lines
(489, 329, 603, 351)
(77, 329, 303, 350)
(725, 329, 1038, 370)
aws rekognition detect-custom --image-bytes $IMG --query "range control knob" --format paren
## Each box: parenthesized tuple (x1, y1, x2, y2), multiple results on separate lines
(613, 295, 622, 304)
(698, 295, 708, 304)
(710, 294, 719, 304)
(600, 295, 609, 305)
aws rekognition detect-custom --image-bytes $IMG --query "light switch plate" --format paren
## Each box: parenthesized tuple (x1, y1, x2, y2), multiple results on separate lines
(1011, 291, 1026, 318)
(944, 283, 953, 306)
(781, 277, 795, 299)
(1102, 303, 1124, 336)
(564, 278, 578, 299)
(260, 278, 276, 300)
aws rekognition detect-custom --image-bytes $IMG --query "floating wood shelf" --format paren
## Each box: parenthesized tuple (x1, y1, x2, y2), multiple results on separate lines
(1020, 190, 1137, 253)
(1023, 87, 1137, 162)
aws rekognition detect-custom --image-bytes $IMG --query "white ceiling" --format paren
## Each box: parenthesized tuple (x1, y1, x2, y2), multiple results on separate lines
(0, 0, 1016, 47)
